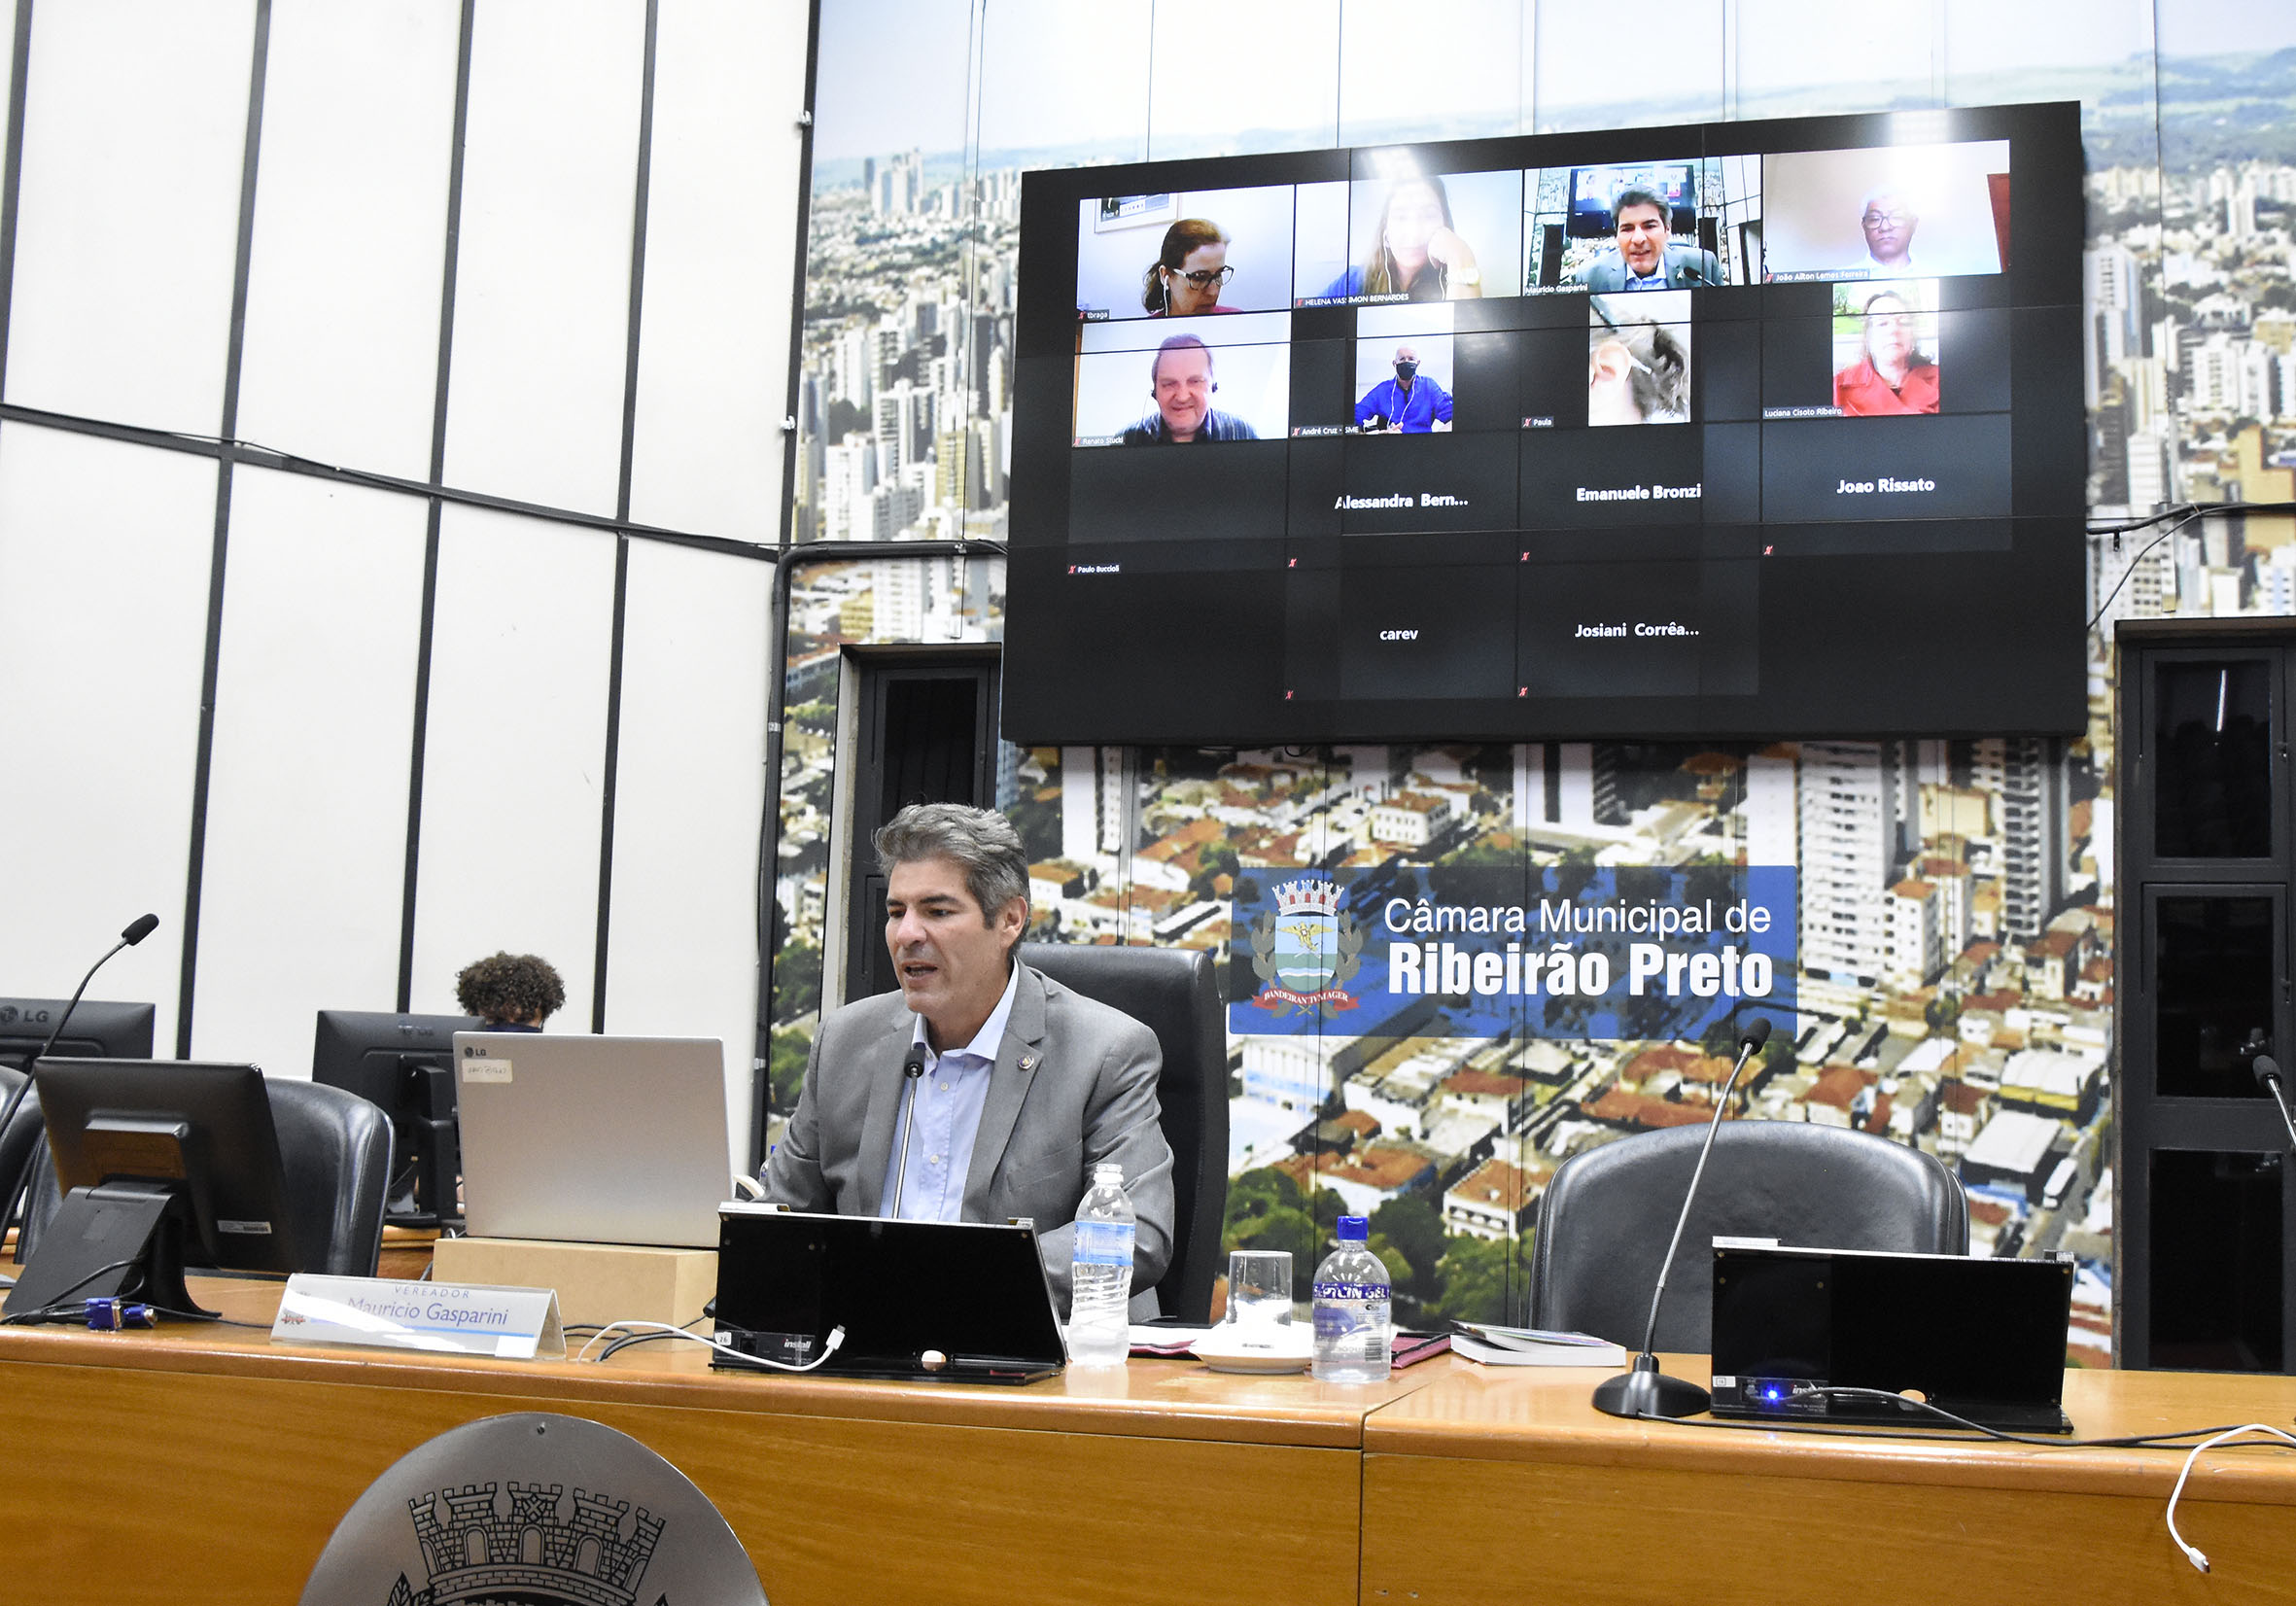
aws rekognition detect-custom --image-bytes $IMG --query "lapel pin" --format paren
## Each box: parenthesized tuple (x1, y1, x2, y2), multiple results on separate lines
(1020, 1053, 1039, 1072)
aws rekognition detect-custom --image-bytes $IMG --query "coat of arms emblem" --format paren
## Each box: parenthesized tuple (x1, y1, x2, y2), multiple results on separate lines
(1248, 877, 1364, 1019)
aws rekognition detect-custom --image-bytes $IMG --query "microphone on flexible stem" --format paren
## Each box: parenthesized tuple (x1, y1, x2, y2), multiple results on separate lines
(2252, 1055, 2296, 1154)
(887, 1040, 927, 1218)
(0, 914, 160, 1267)
(1592, 1013, 1772, 1421)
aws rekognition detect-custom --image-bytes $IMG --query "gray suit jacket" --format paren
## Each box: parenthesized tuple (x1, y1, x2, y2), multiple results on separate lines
(1578, 243, 1722, 293)
(762, 961, 1175, 1309)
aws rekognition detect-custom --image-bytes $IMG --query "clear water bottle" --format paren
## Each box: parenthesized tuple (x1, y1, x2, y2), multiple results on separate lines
(1311, 1215, 1392, 1383)
(1067, 1161, 1135, 1368)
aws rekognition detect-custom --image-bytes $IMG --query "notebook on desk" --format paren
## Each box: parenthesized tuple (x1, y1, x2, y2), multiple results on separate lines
(710, 1204, 1066, 1383)
(1707, 1243, 2078, 1433)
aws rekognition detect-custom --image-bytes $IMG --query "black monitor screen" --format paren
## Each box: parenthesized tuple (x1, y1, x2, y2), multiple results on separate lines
(311, 1008, 478, 1224)
(0, 997, 156, 1071)
(1004, 102, 2084, 745)
(34, 1058, 304, 1274)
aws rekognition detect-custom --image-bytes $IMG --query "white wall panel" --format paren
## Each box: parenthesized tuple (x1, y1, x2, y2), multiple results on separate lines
(1144, 0, 1336, 157)
(441, 0, 645, 515)
(1338, 4, 1522, 145)
(408, 506, 616, 1025)
(602, 540, 771, 1167)
(190, 470, 428, 1077)
(624, 0, 806, 543)
(235, 1, 461, 481)
(0, 428, 217, 1051)
(3, 0, 255, 434)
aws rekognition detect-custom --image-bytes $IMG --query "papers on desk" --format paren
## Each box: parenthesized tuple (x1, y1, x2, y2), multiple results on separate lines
(1449, 1321, 1627, 1368)
(1130, 1324, 1452, 1369)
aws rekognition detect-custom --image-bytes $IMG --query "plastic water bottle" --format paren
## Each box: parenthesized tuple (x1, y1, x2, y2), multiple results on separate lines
(1067, 1161, 1135, 1367)
(1311, 1216, 1392, 1383)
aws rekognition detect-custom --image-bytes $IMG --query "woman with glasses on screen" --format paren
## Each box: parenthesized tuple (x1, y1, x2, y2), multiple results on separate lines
(1143, 218, 1242, 316)
(1833, 291, 1939, 416)
(1322, 174, 1483, 301)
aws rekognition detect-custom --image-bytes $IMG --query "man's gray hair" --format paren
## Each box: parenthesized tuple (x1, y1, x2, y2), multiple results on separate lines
(873, 802, 1031, 926)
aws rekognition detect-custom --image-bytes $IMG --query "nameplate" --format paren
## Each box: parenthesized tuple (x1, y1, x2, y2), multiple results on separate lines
(271, 1274, 566, 1360)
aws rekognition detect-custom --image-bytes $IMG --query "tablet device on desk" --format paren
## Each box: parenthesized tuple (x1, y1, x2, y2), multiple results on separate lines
(451, 1032, 731, 1248)
(1708, 1243, 2077, 1433)
(711, 1204, 1066, 1383)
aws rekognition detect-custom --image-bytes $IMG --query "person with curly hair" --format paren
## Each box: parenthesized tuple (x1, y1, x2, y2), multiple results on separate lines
(454, 952, 565, 1031)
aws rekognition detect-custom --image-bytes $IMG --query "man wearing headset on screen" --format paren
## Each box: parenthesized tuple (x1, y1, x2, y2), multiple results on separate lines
(1575, 185, 1722, 292)
(1119, 333, 1260, 444)
(1354, 343, 1453, 434)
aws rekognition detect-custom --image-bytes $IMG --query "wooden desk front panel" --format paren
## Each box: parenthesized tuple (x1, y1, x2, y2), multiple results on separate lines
(3, 1356, 1360, 1606)
(1360, 1450, 2296, 1606)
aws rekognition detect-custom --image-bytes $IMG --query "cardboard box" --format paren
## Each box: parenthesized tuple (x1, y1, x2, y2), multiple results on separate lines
(432, 1236, 716, 1333)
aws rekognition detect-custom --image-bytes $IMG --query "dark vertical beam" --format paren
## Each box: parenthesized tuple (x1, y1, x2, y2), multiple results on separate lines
(754, 0, 826, 1170)
(775, 0, 820, 550)
(592, 0, 660, 1033)
(174, 0, 273, 1056)
(0, 0, 37, 394)
(398, 0, 478, 1012)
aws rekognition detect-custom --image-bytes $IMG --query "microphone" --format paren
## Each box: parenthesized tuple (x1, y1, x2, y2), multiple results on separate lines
(2252, 1055, 2296, 1154)
(887, 1040, 927, 1218)
(0, 913, 160, 1242)
(1592, 1013, 1772, 1420)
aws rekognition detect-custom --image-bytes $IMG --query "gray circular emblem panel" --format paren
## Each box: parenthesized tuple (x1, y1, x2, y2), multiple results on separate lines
(299, 1413, 767, 1606)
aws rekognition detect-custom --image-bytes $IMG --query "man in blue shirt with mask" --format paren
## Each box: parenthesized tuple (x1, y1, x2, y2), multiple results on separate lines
(1354, 342, 1454, 434)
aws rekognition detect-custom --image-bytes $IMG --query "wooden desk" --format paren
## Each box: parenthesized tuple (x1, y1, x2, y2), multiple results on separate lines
(9, 1292, 2296, 1605)
(0, 1278, 1434, 1605)
(1361, 1357, 2296, 1606)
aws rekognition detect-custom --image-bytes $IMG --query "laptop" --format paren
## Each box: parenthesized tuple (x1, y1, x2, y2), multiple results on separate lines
(710, 1204, 1066, 1383)
(1708, 1243, 2078, 1433)
(452, 1033, 732, 1248)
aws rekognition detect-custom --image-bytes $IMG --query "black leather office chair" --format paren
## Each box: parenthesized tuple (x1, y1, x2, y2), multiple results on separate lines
(0, 1065, 44, 1246)
(1530, 1121, 1969, 1353)
(1018, 942, 1229, 1322)
(20, 1076, 395, 1278)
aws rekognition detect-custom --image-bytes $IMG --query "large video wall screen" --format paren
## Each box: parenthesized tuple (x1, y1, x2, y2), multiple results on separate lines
(1004, 104, 2085, 744)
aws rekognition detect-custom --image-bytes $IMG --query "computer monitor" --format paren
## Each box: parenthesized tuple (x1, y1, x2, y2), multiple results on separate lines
(0, 997, 156, 1071)
(3, 1060, 304, 1320)
(311, 1008, 479, 1226)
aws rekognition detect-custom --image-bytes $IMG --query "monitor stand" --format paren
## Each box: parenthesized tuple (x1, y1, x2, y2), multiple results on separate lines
(1, 1181, 212, 1320)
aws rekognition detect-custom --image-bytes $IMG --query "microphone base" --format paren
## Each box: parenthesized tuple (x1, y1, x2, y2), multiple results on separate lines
(1591, 1352, 1712, 1420)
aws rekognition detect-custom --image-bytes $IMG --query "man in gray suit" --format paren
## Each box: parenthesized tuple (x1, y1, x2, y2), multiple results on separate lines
(762, 802, 1175, 1312)
(1574, 185, 1722, 293)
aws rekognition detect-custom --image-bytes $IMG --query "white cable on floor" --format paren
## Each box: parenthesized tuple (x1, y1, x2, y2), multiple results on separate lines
(2164, 1421, 2296, 1573)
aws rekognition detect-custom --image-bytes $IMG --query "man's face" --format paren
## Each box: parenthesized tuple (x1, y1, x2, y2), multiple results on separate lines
(1614, 202, 1670, 278)
(1393, 344, 1419, 380)
(1861, 193, 1917, 262)
(1153, 345, 1214, 438)
(885, 855, 1023, 1041)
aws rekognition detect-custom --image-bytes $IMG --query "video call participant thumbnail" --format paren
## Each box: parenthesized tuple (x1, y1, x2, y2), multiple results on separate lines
(1323, 174, 1484, 301)
(1588, 296, 1691, 426)
(1356, 343, 1454, 434)
(1834, 290, 1939, 416)
(1143, 218, 1243, 317)
(1122, 334, 1261, 444)
(1573, 185, 1722, 292)
(1856, 189, 1920, 274)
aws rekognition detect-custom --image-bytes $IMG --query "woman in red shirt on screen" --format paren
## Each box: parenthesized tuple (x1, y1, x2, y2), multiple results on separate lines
(1834, 291, 1939, 415)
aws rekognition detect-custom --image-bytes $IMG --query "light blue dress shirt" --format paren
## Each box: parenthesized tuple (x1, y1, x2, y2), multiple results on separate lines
(880, 964, 1021, 1220)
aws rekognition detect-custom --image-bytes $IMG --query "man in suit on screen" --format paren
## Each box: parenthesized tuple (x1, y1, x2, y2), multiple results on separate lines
(1575, 186, 1722, 292)
(762, 803, 1175, 1311)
